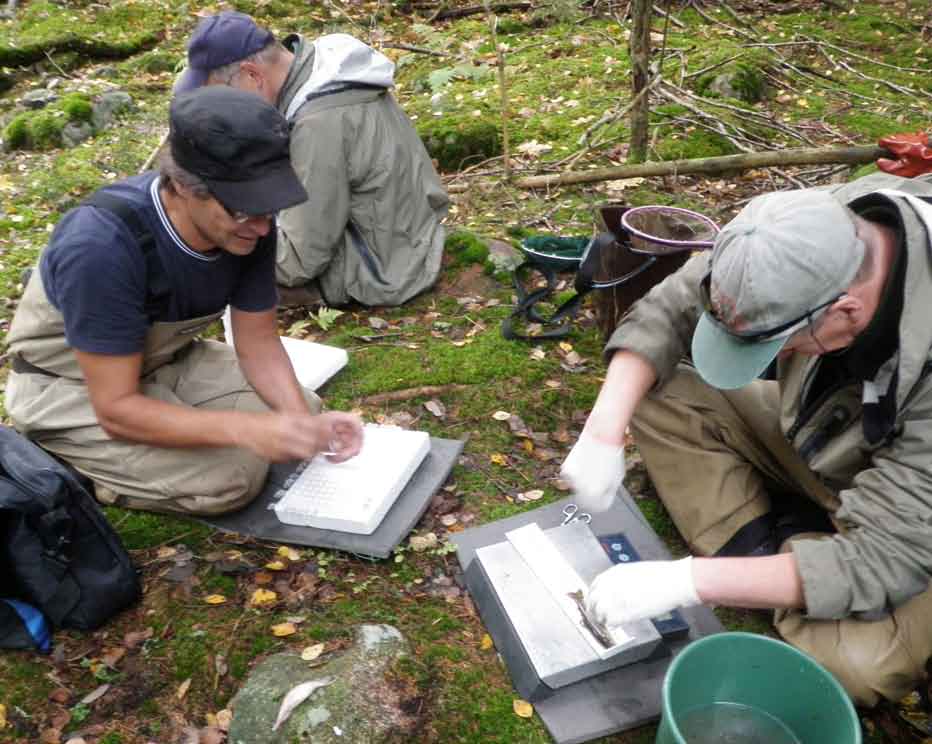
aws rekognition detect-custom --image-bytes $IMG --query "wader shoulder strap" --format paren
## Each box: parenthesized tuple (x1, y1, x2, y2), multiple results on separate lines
(82, 191, 171, 320)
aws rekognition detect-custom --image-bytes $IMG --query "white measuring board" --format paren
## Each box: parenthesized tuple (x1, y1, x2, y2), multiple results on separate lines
(505, 523, 633, 659)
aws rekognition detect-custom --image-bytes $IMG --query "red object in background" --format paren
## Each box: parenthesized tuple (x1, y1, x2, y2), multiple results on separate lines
(876, 132, 932, 178)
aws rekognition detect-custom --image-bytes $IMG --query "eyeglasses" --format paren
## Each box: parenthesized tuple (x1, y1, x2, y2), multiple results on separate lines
(213, 195, 273, 224)
(699, 270, 842, 344)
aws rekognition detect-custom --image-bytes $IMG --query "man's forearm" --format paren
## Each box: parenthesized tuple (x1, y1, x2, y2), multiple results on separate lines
(583, 349, 657, 445)
(96, 392, 263, 449)
(692, 553, 805, 610)
(236, 336, 311, 415)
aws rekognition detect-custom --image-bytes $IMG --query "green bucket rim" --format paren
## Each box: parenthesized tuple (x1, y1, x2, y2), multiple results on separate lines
(661, 631, 861, 744)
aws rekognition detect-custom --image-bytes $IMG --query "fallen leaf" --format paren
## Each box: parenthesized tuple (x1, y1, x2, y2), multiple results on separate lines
(273, 678, 334, 731)
(49, 687, 71, 704)
(0, 704, 5, 729)
(490, 453, 508, 466)
(204, 594, 227, 605)
(529, 348, 546, 360)
(79, 684, 110, 706)
(507, 414, 531, 438)
(254, 571, 274, 585)
(100, 647, 125, 668)
(250, 589, 277, 607)
(440, 514, 458, 527)
(368, 317, 388, 330)
(480, 634, 494, 651)
(564, 350, 584, 366)
(410, 532, 439, 552)
(277, 546, 302, 561)
(197, 726, 225, 744)
(522, 439, 534, 454)
(39, 729, 61, 744)
(271, 623, 297, 637)
(424, 399, 446, 418)
(544, 379, 561, 389)
(513, 698, 534, 718)
(265, 560, 288, 571)
(492, 410, 512, 421)
(176, 678, 192, 700)
(558, 342, 573, 353)
(517, 489, 544, 502)
(123, 627, 154, 649)
(156, 546, 178, 559)
(301, 643, 325, 661)
(215, 709, 233, 730)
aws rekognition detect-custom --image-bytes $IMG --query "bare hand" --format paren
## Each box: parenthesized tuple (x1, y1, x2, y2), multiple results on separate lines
(240, 411, 364, 463)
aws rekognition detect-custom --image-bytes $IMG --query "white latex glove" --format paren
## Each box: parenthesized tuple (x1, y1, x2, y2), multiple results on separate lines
(559, 430, 625, 513)
(585, 557, 701, 627)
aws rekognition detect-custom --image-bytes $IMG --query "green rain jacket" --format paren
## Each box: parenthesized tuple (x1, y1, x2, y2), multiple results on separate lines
(274, 34, 449, 306)
(604, 172, 932, 620)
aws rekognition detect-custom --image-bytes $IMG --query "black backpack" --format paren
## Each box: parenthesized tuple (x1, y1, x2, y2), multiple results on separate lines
(0, 425, 141, 638)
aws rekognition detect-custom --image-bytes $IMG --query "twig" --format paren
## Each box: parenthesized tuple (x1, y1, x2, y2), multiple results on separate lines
(43, 50, 74, 79)
(139, 131, 168, 173)
(651, 2, 683, 28)
(359, 384, 468, 405)
(381, 42, 450, 57)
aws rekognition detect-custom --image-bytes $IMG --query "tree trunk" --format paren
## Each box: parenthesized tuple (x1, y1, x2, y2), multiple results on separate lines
(629, 0, 653, 163)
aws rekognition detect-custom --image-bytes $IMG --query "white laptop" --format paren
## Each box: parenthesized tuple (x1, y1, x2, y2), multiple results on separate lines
(273, 424, 431, 534)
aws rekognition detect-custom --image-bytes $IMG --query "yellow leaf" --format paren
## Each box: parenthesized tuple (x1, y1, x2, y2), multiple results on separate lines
(250, 589, 277, 606)
(523, 439, 534, 454)
(216, 709, 233, 730)
(513, 699, 534, 718)
(490, 453, 508, 466)
(265, 560, 287, 571)
(480, 634, 494, 651)
(0, 703, 6, 729)
(558, 342, 573, 353)
(156, 546, 177, 559)
(271, 622, 297, 637)
(277, 546, 302, 561)
(204, 594, 227, 605)
(301, 643, 325, 661)
(206, 712, 218, 726)
(176, 677, 192, 700)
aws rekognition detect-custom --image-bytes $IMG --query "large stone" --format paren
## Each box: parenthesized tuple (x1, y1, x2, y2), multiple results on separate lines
(486, 239, 523, 273)
(21, 89, 57, 109)
(61, 121, 94, 148)
(227, 624, 416, 744)
(91, 91, 134, 130)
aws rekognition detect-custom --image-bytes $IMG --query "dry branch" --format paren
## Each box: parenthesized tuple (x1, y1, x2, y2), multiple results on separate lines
(512, 145, 886, 189)
(360, 384, 469, 405)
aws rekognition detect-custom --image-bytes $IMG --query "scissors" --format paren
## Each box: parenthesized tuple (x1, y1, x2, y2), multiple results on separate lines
(561, 503, 592, 526)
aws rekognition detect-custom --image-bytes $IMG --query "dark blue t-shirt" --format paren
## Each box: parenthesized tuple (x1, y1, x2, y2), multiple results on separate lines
(40, 173, 277, 355)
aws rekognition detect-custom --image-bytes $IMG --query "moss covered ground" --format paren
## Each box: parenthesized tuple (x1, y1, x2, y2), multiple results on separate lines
(0, 0, 929, 742)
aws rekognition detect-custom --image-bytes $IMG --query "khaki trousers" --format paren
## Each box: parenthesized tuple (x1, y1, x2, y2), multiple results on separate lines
(631, 363, 932, 706)
(7, 340, 321, 516)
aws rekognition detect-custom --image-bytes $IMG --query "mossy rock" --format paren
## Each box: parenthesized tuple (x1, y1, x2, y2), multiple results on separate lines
(3, 92, 95, 151)
(417, 118, 501, 172)
(133, 50, 179, 74)
(698, 62, 769, 104)
(445, 229, 490, 267)
(0, 1, 169, 68)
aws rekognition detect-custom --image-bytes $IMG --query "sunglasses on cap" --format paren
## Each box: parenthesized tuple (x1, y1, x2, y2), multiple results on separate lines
(699, 270, 843, 344)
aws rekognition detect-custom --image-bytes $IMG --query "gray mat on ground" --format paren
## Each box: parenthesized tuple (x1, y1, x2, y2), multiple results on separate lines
(451, 490, 724, 744)
(198, 437, 464, 559)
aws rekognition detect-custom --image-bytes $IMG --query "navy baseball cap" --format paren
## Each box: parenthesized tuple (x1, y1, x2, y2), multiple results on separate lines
(169, 86, 307, 216)
(175, 11, 273, 94)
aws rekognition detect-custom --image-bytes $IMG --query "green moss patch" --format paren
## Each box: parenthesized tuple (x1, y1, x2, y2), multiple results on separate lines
(3, 92, 95, 151)
(417, 115, 502, 171)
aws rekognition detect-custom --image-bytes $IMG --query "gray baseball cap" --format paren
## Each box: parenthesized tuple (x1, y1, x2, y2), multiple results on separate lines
(691, 189, 865, 389)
